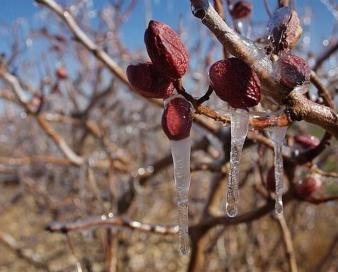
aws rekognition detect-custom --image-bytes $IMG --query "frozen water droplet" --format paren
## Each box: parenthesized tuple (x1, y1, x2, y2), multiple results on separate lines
(269, 126, 288, 215)
(170, 137, 191, 255)
(101, 215, 107, 220)
(226, 108, 249, 217)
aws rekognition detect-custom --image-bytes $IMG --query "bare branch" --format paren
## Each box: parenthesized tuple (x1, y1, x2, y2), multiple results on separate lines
(46, 215, 178, 235)
(0, 231, 50, 271)
(275, 214, 298, 272)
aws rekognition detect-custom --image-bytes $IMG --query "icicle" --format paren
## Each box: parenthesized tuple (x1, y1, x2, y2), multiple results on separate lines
(269, 126, 288, 215)
(226, 108, 249, 217)
(170, 137, 191, 255)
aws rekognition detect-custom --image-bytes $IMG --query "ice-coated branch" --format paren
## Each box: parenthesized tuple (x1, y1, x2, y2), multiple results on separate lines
(35, 0, 294, 138)
(190, 0, 287, 101)
(190, 0, 338, 139)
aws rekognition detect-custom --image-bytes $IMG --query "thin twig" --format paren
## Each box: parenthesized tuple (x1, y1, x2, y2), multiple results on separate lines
(0, 231, 50, 271)
(46, 215, 178, 235)
(275, 214, 298, 272)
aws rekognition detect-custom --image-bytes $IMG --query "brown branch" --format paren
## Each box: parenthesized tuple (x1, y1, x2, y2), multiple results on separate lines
(190, 0, 338, 139)
(310, 71, 336, 110)
(36, 0, 293, 134)
(0, 70, 85, 165)
(213, 0, 229, 58)
(187, 191, 293, 271)
(301, 195, 338, 205)
(0, 231, 50, 271)
(35, 0, 128, 86)
(310, 164, 338, 178)
(275, 214, 298, 272)
(46, 215, 178, 235)
(286, 91, 338, 139)
(313, 39, 338, 71)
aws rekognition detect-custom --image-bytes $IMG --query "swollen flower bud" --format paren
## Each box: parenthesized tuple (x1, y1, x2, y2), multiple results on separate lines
(230, 1, 252, 19)
(162, 97, 192, 141)
(209, 58, 261, 109)
(295, 176, 322, 199)
(267, 7, 302, 53)
(56, 67, 68, 80)
(145, 20, 189, 80)
(294, 134, 320, 149)
(126, 62, 174, 99)
(277, 54, 310, 89)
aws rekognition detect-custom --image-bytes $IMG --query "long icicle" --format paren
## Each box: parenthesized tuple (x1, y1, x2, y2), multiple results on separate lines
(270, 126, 288, 215)
(170, 137, 191, 255)
(226, 108, 249, 217)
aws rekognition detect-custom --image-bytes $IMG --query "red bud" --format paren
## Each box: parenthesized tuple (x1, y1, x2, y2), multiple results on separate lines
(126, 62, 174, 99)
(162, 97, 192, 141)
(209, 58, 261, 109)
(145, 20, 189, 80)
(230, 1, 252, 19)
(278, 54, 310, 89)
(294, 134, 320, 149)
(296, 176, 322, 199)
(56, 67, 68, 80)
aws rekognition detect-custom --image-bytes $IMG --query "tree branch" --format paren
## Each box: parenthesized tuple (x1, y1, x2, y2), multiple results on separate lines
(46, 215, 178, 235)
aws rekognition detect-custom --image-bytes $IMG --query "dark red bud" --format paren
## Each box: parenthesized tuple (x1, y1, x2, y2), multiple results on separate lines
(230, 1, 252, 19)
(162, 97, 192, 141)
(295, 176, 322, 199)
(294, 134, 320, 149)
(126, 62, 174, 99)
(209, 58, 261, 109)
(145, 20, 189, 80)
(278, 54, 310, 89)
(56, 67, 68, 80)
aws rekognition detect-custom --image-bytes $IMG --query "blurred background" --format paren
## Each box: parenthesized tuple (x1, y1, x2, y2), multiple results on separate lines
(0, 0, 337, 271)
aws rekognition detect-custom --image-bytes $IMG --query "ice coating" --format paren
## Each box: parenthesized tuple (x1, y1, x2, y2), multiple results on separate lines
(170, 137, 191, 255)
(269, 126, 288, 215)
(226, 108, 249, 217)
(234, 19, 252, 39)
(267, 7, 292, 33)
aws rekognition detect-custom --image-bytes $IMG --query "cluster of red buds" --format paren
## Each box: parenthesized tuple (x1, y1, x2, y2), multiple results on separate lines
(126, 19, 265, 141)
(126, 20, 192, 140)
